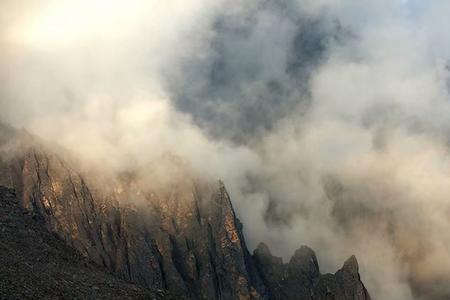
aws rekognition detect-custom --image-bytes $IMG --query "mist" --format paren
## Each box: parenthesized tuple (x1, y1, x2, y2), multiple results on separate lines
(2, 0, 450, 299)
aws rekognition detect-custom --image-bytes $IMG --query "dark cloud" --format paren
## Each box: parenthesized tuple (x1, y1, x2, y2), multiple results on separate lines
(168, 0, 348, 143)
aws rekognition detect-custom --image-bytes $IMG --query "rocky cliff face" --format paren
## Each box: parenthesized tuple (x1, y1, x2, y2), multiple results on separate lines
(0, 125, 370, 300)
(0, 185, 172, 300)
(253, 243, 371, 300)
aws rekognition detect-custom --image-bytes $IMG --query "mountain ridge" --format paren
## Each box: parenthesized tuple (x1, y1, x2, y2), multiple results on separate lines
(0, 125, 370, 299)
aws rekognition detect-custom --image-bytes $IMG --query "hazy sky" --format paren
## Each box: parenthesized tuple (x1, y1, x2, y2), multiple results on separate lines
(2, 1, 450, 299)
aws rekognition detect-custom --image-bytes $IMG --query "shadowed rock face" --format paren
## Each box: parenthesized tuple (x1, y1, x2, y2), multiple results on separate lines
(253, 244, 371, 300)
(0, 126, 370, 300)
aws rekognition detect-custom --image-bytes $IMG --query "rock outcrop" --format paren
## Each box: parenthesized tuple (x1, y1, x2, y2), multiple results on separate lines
(253, 243, 371, 300)
(0, 125, 370, 299)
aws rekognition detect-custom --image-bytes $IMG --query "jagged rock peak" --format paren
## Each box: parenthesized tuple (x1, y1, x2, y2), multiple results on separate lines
(252, 243, 370, 300)
(342, 255, 359, 274)
(254, 242, 272, 257)
(289, 245, 320, 275)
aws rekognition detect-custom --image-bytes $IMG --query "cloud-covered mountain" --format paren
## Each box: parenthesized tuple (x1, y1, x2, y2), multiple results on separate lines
(2, 1, 450, 299)
(0, 125, 369, 299)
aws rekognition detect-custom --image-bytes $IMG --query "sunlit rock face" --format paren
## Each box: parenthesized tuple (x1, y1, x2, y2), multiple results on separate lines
(0, 127, 267, 299)
(0, 125, 370, 300)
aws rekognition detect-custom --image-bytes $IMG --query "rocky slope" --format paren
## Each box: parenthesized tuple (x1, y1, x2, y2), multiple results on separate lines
(0, 185, 172, 300)
(0, 125, 370, 299)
